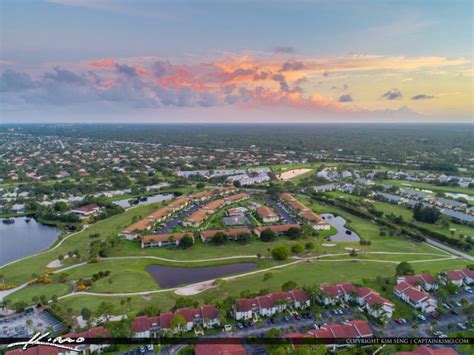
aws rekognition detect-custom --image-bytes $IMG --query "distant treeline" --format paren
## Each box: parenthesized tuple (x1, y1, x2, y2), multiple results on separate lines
(3, 124, 473, 163)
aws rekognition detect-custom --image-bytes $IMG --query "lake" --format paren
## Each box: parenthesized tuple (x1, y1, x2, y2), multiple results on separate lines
(113, 193, 174, 208)
(0, 217, 60, 265)
(146, 263, 257, 288)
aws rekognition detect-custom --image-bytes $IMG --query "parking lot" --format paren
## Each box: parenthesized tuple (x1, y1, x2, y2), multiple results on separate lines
(264, 196, 299, 224)
(158, 204, 202, 233)
(0, 308, 63, 338)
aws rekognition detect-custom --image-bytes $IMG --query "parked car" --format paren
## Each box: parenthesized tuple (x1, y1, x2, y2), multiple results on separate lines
(457, 323, 467, 330)
(417, 314, 426, 321)
(450, 309, 458, 315)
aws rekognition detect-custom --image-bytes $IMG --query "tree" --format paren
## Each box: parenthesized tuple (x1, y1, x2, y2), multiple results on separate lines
(170, 315, 187, 333)
(81, 307, 92, 321)
(282, 280, 297, 291)
(285, 227, 302, 240)
(212, 232, 228, 245)
(59, 273, 69, 283)
(97, 301, 115, 321)
(26, 319, 33, 334)
(271, 246, 289, 261)
(413, 203, 440, 224)
(263, 272, 273, 288)
(179, 234, 194, 249)
(260, 228, 276, 242)
(396, 261, 414, 276)
(196, 182, 205, 189)
(305, 242, 315, 251)
(291, 243, 304, 254)
(349, 248, 357, 257)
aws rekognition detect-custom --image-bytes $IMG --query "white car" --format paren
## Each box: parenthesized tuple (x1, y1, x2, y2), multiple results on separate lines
(457, 323, 467, 330)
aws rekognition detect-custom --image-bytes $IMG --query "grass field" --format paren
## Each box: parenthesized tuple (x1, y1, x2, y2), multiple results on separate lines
(5, 283, 73, 306)
(53, 257, 470, 317)
(0, 199, 183, 286)
(382, 179, 474, 196)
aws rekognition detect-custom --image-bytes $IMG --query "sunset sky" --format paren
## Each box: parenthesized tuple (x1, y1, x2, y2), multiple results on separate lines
(1, 0, 472, 123)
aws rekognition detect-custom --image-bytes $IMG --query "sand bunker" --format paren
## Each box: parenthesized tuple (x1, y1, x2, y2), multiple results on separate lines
(278, 169, 312, 181)
(46, 255, 69, 268)
(175, 281, 215, 296)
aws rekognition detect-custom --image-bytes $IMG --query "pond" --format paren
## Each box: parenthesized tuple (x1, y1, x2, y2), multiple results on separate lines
(0, 217, 60, 265)
(146, 263, 257, 288)
(113, 193, 174, 208)
(320, 213, 360, 242)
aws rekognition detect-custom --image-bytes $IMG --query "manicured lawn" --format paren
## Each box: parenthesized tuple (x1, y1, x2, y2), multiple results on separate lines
(54, 256, 470, 317)
(109, 235, 324, 260)
(5, 283, 72, 306)
(382, 179, 474, 196)
(0, 199, 186, 286)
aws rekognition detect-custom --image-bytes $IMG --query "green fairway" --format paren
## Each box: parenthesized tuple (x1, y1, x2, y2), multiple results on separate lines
(53, 256, 470, 317)
(382, 179, 474, 196)
(5, 283, 73, 306)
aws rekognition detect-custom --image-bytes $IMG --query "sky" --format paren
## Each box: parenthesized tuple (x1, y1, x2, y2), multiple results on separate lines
(0, 0, 472, 123)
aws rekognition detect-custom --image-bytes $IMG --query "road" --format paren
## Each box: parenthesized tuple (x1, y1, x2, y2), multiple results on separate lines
(424, 237, 474, 261)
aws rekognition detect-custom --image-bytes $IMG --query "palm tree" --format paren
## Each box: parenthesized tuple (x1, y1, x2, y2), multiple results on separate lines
(26, 319, 33, 335)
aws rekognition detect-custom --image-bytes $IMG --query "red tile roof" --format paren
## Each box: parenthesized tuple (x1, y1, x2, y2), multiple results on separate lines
(395, 346, 458, 355)
(201, 227, 251, 240)
(175, 307, 201, 322)
(235, 298, 257, 312)
(195, 343, 247, 355)
(289, 289, 310, 303)
(74, 204, 99, 213)
(345, 320, 373, 337)
(159, 312, 173, 329)
(6, 346, 61, 355)
(256, 295, 274, 309)
(201, 305, 219, 320)
(256, 205, 278, 218)
(255, 224, 300, 234)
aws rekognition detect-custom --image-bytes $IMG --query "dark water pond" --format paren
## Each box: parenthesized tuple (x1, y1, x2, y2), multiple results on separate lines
(113, 193, 174, 208)
(146, 263, 257, 288)
(0, 217, 60, 265)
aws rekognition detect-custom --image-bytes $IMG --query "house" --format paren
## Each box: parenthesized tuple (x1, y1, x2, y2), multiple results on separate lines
(254, 224, 300, 237)
(168, 196, 190, 211)
(440, 269, 474, 286)
(234, 290, 310, 320)
(148, 207, 173, 222)
(218, 186, 238, 196)
(71, 203, 100, 217)
(131, 305, 220, 336)
(6, 346, 62, 355)
(227, 207, 247, 217)
(200, 227, 252, 242)
(120, 218, 153, 239)
(299, 210, 330, 230)
(183, 209, 208, 227)
(131, 315, 160, 337)
(139, 233, 193, 248)
(256, 205, 279, 223)
(397, 274, 438, 291)
(319, 283, 394, 320)
(200, 305, 221, 329)
(203, 199, 226, 213)
(393, 282, 437, 313)
(308, 320, 373, 349)
(194, 342, 247, 355)
(224, 192, 250, 204)
(59, 326, 110, 354)
(395, 345, 458, 355)
(175, 308, 202, 331)
(190, 190, 214, 202)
